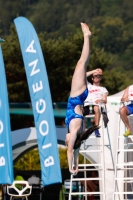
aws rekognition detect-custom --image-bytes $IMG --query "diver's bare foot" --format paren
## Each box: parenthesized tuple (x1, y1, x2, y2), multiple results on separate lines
(70, 169, 77, 176)
(80, 22, 92, 37)
(73, 165, 78, 173)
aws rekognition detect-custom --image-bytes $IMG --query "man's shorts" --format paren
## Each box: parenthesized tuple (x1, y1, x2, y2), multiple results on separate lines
(126, 104, 133, 115)
(83, 105, 95, 116)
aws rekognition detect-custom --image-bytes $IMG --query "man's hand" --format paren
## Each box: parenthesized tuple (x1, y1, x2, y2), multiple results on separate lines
(95, 99, 106, 104)
(95, 99, 101, 104)
(93, 68, 102, 75)
(121, 97, 129, 102)
(86, 68, 102, 77)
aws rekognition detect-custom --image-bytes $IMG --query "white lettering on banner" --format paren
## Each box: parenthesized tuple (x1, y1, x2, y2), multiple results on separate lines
(36, 99, 46, 114)
(26, 40, 55, 171)
(0, 121, 3, 134)
(26, 40, 36, 53)
(44, 156, 54, 167)
(39, 120, 49, 136)
(42, 143, 52, 149)
(0, 121, 5, 167)
(0, 156, 5, 166)
(32, 81, 43, 93)
(29, 59, 40, 76)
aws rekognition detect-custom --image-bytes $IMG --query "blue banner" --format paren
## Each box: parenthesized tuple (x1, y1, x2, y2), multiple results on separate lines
(0, 45, 13, 184)
(14, 17, 62, 186)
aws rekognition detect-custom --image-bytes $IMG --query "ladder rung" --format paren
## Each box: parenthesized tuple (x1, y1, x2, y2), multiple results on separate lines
(106, 168, 114, 171)
(80, 150, 102, 153)
(71, 178, 102, 181)
(78, 168, 103, 171)
(117, 149, 133, 152)
(115, 178, 133, 180)
(123, 180, 133, 183)
(84, 135, 102, 141)
(116, 168, 133, 170)
(69, 125, 106, 199)
(116, 162, 133, 166)
(78, 164, 102, 167)
(114, 180, 133, 183)
(86, 136, 101, 139)
(83, 145, 108, 147)
(114, 192, 133, 194)
(118, 135, 133, 138)
(70, 192, 104, 195)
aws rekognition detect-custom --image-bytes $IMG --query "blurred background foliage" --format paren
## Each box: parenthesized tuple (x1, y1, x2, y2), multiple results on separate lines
(0, 0, 133, 102)
(14, 147, 90, 170)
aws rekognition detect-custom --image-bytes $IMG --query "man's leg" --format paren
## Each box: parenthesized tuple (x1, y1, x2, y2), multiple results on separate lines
(94, 106, 101, 137)
(94, 106, 100, 126)
(119, 106, 131, 137)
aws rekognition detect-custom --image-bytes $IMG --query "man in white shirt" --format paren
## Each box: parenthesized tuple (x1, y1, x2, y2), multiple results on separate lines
(120, 85, 133, 137)
(84, 68, 108, 137)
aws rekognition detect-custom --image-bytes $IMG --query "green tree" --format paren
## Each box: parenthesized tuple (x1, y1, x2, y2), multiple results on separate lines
(39, 28, 111, 102)
(94, 17, 125, 54)
(14, 147, 90, 170)
(2, 24, 30, 102)
(14, 148, 41, 170)
(102, 69, 127, 95)
(1, 0, 133, 89)
(3, 24, 111, 103)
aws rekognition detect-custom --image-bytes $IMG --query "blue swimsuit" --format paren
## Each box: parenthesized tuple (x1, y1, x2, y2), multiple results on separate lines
(65, 88, 88, 128)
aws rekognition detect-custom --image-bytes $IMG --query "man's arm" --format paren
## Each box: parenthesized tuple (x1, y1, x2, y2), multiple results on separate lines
(86, 68, 102, 77)
(102, 93, 108, 103)
(121, 87, 129, 102)
(95, 92, 108, 104)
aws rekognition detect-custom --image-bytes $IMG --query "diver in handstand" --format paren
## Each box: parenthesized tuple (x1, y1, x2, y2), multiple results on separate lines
(65, 22, 100, 175)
